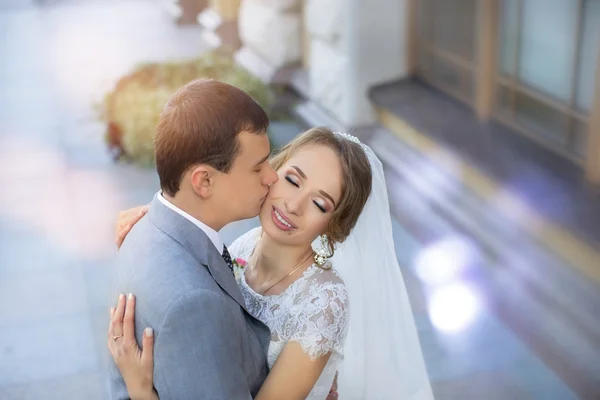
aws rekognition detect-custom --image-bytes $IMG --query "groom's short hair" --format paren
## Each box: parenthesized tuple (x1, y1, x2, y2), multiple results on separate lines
(155, 78, 269, 196)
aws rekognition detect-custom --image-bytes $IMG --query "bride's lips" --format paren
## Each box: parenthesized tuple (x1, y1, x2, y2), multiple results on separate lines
(271, 206, 296, 231)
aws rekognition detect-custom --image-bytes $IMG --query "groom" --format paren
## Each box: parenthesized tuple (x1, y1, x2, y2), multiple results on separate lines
(109, 79, 278, 399)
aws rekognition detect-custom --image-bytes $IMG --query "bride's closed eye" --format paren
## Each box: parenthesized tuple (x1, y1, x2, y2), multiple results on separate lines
(285, 175, 299, 187)
(285, 175, 328, 213)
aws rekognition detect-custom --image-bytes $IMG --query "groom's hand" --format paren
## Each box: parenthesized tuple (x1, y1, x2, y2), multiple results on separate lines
(115, 205, 149, 248)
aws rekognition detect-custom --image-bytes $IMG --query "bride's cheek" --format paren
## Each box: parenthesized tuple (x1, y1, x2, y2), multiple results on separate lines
(311, 215, 330, 234)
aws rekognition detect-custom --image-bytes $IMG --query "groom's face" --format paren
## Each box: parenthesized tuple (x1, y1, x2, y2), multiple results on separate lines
(212, 131, 278, 222)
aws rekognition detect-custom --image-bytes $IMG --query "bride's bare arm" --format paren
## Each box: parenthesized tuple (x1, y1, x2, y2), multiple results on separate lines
(256, 283, 348, 400)
(109, 296, 339, 400)
(255, 342, 331, 400)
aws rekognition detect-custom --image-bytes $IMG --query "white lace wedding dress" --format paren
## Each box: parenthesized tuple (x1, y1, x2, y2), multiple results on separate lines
(229, 227, 349, 400)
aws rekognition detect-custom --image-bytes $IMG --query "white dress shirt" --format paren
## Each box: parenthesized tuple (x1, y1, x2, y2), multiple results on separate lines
(157, 191, 223, 253)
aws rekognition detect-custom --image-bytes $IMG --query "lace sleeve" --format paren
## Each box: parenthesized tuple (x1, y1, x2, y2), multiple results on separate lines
(287, 283, 349, 360)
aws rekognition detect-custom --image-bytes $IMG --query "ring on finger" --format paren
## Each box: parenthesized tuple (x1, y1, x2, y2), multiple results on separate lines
(112, 334, 124, 341)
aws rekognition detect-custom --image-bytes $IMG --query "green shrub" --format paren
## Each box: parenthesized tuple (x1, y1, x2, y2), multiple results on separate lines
(99, 50, 273, 166)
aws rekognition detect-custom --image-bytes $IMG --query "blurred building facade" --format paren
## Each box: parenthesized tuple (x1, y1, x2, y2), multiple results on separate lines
(193, 0, 600, 185)
(405, 0, 600, 184)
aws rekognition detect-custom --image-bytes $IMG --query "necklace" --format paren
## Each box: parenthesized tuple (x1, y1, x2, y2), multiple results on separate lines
(251, 251, 314, 295)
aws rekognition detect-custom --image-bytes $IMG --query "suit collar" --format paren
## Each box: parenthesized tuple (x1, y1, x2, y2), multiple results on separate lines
(148, 195, 248, 312)
(155, 191, 223, 252)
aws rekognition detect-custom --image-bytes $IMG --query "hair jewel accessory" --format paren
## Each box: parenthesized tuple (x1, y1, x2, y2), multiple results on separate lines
(333, 132, 361, 145)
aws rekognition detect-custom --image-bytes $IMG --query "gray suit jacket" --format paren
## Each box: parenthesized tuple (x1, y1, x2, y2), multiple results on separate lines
(109, 196, 270, 399)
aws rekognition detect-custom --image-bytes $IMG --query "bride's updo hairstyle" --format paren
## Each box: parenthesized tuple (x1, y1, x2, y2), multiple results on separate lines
(269, 127, 372, 253)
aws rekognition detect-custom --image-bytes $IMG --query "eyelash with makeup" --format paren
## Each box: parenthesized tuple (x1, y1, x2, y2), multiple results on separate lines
(285, 176, 327, 213)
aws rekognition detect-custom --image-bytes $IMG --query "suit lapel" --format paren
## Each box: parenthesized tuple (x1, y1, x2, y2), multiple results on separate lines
(147, 195, 249, 313)
(202, 250, 249, 313)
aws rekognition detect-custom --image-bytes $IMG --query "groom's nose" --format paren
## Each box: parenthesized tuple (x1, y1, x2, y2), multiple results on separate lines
(262, 164, 279, 187)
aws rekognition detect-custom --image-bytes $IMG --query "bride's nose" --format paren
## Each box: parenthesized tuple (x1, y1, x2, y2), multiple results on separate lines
(285, 194, 304, 217)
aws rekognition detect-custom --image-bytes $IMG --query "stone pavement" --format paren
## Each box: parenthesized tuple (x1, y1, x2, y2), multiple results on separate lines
(0, 1, 211, 398)
(0, 1, 593, 399)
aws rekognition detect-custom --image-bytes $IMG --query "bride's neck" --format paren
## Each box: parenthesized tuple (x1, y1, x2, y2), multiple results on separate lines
(253, 232, 313, 279)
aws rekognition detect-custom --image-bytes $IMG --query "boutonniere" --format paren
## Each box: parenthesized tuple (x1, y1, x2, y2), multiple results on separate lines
(232, 258, 247, 280)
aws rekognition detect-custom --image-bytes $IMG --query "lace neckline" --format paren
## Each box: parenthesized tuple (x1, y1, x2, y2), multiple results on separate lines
(239, 227, 321, 299)
(240, 263, 319, 299)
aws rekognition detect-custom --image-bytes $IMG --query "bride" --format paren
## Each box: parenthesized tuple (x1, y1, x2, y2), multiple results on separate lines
(108, 127, 433, 399)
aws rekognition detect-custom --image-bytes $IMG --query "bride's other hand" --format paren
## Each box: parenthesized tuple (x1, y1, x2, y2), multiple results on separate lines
(326, 372, 338, 399)
(115, 205, 149, 248)
(108, 294, 158, 400)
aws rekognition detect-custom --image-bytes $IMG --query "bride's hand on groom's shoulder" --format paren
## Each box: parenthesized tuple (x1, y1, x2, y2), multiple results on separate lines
(115, 205, 149, 249)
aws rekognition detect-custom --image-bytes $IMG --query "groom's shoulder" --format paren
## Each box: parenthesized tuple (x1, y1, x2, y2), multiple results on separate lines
(114, 218, 219, 300)
(117, 215, 207, 265)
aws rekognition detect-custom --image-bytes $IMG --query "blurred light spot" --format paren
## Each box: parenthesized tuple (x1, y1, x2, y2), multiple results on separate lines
(428, 282, 480, 334)
(0, 136, 123, 259)
(414, 236, 480, 285)
(490, 189, 538, 229)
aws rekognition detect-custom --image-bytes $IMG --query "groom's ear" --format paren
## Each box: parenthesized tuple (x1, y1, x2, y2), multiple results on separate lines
(189, 164, 215, 199)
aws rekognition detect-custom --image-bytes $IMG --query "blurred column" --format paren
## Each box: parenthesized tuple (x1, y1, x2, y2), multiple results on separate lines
(165, 0, 208, 25)
(405, 0, 417, 75)
(475, 0, 499, 120)
(198, 0, 242, 50)
(301, 3, 311, 69)
(235, 0, 303, 82)
(586, 51, 600, 184)
(305, 0, 408, 126)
